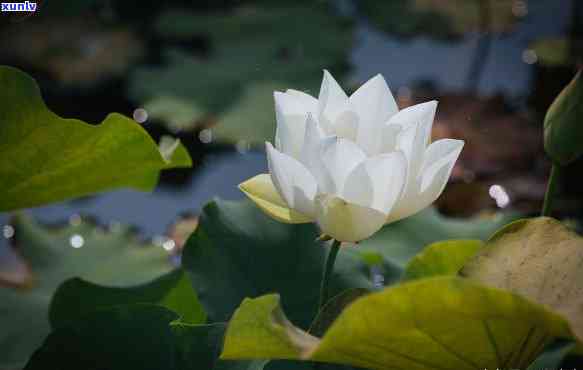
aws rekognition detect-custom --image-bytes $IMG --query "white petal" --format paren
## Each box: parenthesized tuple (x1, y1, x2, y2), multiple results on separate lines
(332, 110, 359, 141)
(352, 74, 398, 155)
(285, 89, 318, 113)
(389, 100, 437, 146)
(315, 194, 387, 242)
(340, 161, 374, 210)
(274, 91, 307, 115)
(378, 123, 402, 154)
(343, 151, 407, 213)
(274, 92, 308, 158)
(350, 74, 398, 125)
(420, 139, 464, 194)
(386, 139, 463, 223)
(266, 142, 317, 217)
(320, 138, 367, 195)
(318, 70, 348, 113)
(301, 115, 335, 193)
(394, 124, 418, 194)
(239, 174, 313, 223)
(393, 101, 438, 192)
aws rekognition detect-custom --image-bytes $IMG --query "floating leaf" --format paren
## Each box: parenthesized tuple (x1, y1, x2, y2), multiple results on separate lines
(49, 268, 205, 328)
(182, 198, 386, 329)
(414, 0, 518, 34)
(211, 82, 291, 145)
(461, 217, 583, 341)
(0, 215, 173, 369)
(531, 38, 572, 67)
(0, 66, 192, 212)
(128, 4, 351, 142)
(0, 21, 145, 87)
(544, 70, 583, 165)
(360, 0, 518, 39)
(221, 277, 572, 370)
(403, 239, 483, 280)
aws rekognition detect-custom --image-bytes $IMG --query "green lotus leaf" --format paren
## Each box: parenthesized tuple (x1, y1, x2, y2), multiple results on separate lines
(357, 208, 517, 282)
(461, 217, 583, 342)
(308, 288, 369, 337)
(544, 70, 583, 165)
(221, 277, 572, 370)
(49, 268, 205, 328)
(0, 214, 174, 369)
(172, 321, 268, 370)
(0, 65, 192, 212)
(27, 304, 266, 370)
(403, 239, 483, 280)
(26, 304, 266, 370)
(182, 198, 388, 330)
(24, 304, 179, 370)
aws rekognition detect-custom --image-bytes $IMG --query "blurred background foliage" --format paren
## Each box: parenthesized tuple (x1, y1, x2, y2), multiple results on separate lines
(1, 0, 583, 368)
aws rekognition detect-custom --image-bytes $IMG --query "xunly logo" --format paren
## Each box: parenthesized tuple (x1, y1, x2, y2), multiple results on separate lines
(1, 1, 37, 12)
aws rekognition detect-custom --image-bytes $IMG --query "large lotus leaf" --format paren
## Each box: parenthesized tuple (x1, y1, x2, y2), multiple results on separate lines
(24, 305, 179, 370)
(357, 207, 516, 278)
(360, 0, 517, 39)
(26, 303, 266, 370)
(0, 65, 192, 212)
(461, 217, 583, 342)
(182, 198, 388, 330)
(128, 4, 351, 142)
(172, 321, 269, 370)
(0, 214, 174, 369)
(49, 268, 206, 328)
(402, 239, 483, 280)
(221, 277, 573, 370)
(308, 288, 369, 338)
(211, 81, 291, 145)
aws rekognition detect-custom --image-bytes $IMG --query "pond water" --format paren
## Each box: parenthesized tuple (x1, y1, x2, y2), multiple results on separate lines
(351, 0, 571, 99)
(1, 151, 266, 241)
(0, 0, 575, 245)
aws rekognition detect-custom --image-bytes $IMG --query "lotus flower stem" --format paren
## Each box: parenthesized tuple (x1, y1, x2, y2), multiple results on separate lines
(542, 164, 560, 217)
(318, 239, 341, 311)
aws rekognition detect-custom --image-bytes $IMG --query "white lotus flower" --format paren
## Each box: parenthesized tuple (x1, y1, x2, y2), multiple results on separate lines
(240, 71, 464, 242)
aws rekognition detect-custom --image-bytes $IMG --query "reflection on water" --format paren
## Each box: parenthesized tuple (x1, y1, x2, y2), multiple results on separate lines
(489, 184, 511, 209)
(69, 234, 85, 249)
(0, 151, 266, 240)
(2, 225, 14, 239)
(351, 0, 570, 99)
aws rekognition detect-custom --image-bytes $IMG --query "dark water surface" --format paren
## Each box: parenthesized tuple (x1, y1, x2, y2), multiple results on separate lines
(0, 151, 266, 247)
(351, 0, 571, 99)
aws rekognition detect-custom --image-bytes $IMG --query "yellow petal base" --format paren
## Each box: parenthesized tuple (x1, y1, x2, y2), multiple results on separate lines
(239, 174, 313, 224)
